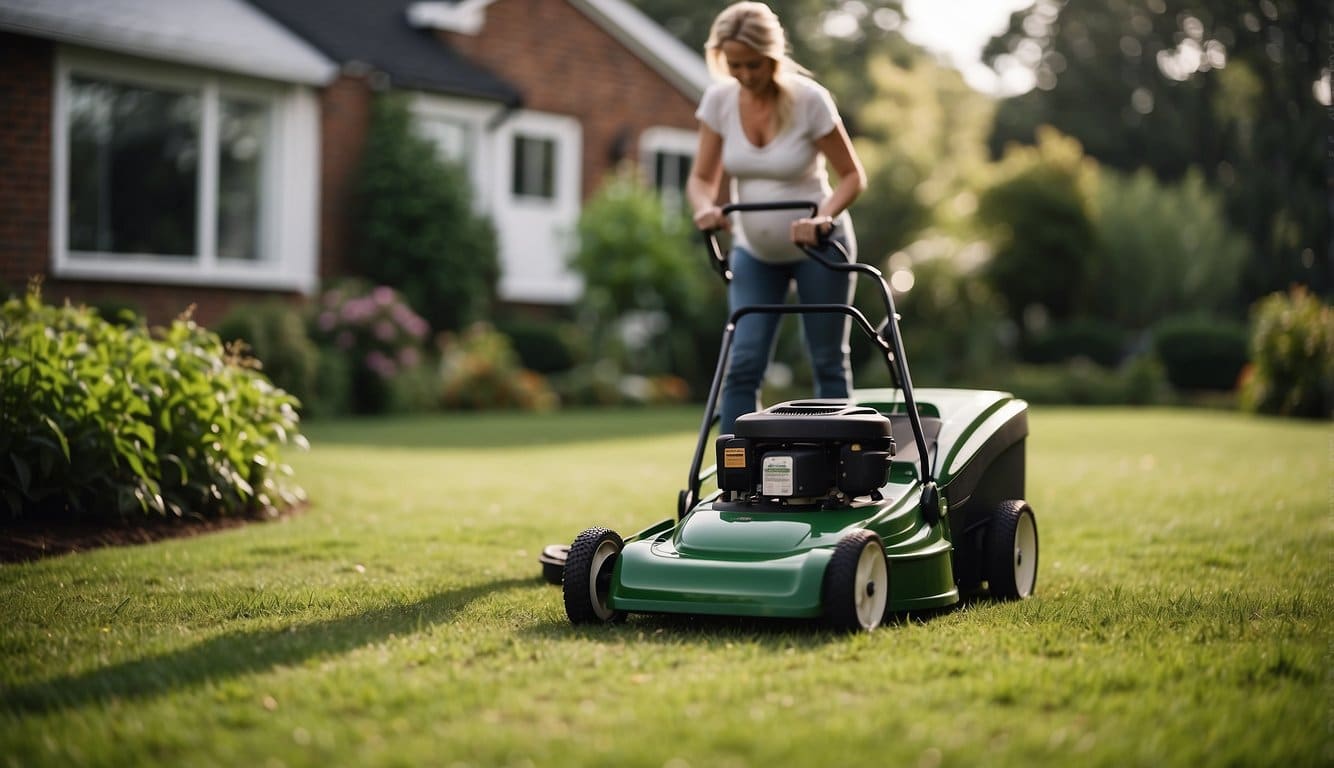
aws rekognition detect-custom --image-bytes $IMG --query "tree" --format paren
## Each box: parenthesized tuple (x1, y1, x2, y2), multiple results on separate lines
(851, 53, 997, 264)
(982, 0, 1329, 305)
(352, 94, 499, 333)
(975, 127, 1099, 339)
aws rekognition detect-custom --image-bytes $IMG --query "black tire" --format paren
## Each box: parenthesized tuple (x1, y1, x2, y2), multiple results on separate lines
(563, 527, 625, 624)
(822, 529, 889, 631)
(538, 544, 568, 585)
(985, 500, 1039, 600)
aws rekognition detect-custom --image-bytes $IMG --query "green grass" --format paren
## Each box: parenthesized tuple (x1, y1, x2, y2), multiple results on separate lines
(1, 407, 1329, 767)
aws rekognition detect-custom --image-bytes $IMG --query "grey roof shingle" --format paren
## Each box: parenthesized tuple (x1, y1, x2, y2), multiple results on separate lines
(0, 0, 336, 85)
(245, 0, 521, 104)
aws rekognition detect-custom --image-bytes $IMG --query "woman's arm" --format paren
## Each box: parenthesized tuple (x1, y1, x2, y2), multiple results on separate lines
(688, 124, 729, 232)
(791, 122, 867, 246)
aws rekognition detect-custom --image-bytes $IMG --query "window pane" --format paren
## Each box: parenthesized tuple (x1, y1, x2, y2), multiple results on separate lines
(218, 96, 268, 262)
(512, 135, 556, 200)
(67, 75, 199, 257)
(418, 119, 470, 167)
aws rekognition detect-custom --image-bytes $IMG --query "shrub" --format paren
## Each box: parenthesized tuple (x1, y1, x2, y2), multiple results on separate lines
(977, 128, 1099, 336)
(1091, 169, 1248, 330)
(889, 254, 1011, 385)
(994, 357, 1171, 406)
(310, 282, 431, 415)
(88, 297, 143, 328)
(496, 316, 582, 374)
(437, 323, 557, 411)
(0, 282, 306, 522)
(216, 300, 321, 411)
(1023, 319, 1127, 368)
(1152, 315, 1249, 392)
(1239, 286, 1333, 418)
(567, 170, 724, 394)
(353, 94, 499, 333)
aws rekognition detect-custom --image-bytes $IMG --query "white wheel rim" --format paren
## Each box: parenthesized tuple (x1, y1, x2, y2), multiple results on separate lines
(1013, 511, 1038, 597)
(853, 542, 888, 629)
(588, 540, 619, 621)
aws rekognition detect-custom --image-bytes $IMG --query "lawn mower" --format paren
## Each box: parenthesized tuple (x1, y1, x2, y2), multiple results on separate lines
(549, 200, 1038, 631)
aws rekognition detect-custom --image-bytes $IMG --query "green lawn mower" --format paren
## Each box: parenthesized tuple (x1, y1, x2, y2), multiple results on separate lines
(550, 200, 1038, 631)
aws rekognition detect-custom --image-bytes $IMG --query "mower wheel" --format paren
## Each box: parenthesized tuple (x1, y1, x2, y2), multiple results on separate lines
(822, 529, 889, 631)
(985, 500, 1038, 600)
(563, 527, 626, 625)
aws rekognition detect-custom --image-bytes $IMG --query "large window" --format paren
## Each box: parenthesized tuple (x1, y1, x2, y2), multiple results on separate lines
(67, 76, 202, 257)
(54, 51, 320, 292)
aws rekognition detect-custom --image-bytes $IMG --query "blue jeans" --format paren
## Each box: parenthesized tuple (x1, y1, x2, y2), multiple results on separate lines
(720, 238, 855, 434)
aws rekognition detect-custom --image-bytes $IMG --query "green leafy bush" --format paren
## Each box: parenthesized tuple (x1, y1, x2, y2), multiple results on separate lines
(888, 254, 1011, 385)
(496, 316, 582, 374)
(437, 323, 557, 411)
(0, 284, 306, 522)
(1023, 319, 1127, 368)
(216, 300, 321, 411)
(310, 282, 430, 414)
(353, 94, 499, 333)
(1240, 286, 1333, 418)
(977, 128, 1099, 336)
(1152, 315, 1249, 392)
(994, 357, 1170, 406)
(1090, 169, 1247, 330)
(567, 171, 725, 395)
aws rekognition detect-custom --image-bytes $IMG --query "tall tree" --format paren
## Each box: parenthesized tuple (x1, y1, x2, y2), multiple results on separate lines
(982, 0, 1329, 305)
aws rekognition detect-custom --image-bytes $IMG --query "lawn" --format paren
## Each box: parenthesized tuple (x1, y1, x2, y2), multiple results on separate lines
(1, 406, 1329, 767)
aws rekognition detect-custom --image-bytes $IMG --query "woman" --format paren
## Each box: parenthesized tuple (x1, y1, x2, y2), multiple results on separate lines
(687, 1, 867, 434)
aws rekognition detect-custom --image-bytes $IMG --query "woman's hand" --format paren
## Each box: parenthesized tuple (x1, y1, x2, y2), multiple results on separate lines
(791, 215, 834, 246)
(694, 206, 730, 232)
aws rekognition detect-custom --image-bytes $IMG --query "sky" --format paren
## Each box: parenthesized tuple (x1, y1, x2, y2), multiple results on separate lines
(899, 0, 1038, 95)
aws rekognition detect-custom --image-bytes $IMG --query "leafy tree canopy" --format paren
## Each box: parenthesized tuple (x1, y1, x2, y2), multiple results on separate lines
(982, 0, 1329, 303)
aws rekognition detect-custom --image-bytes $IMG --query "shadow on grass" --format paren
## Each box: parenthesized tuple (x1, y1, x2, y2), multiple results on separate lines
(1, 576, 539, 716)
(521, 602, 955, 646)
(300, 406, 700, 450)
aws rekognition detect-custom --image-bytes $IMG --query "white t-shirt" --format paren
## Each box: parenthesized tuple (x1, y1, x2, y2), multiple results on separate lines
(695, 75, 856, 263)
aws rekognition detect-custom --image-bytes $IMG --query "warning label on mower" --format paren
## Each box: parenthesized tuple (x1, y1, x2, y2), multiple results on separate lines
(723, 447, 747, 468)
(762, 455, 794, 496)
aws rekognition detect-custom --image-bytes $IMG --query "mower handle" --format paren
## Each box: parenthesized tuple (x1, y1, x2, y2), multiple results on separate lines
(687, 200, 939, 517)
(702, 200, 820, 283)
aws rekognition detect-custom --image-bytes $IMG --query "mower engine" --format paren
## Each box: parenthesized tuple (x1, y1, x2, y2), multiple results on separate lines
(716, 400, 895, 506)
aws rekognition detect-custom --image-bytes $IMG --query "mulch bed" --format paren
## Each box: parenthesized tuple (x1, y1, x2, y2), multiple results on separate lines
(0, 506, 304, 564)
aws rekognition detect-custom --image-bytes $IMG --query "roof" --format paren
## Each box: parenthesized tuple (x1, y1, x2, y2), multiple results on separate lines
(406, 0, 710, 100)
(0, 0, 336, 85)
(245, 0, 522, 105)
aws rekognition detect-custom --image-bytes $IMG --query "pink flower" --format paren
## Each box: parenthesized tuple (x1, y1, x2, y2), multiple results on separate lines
(317, 311, 336, 332)
(397, 348, 420, 368)
(374, 321, 396, 342)
(365, 350, 397, 379)
(373, 286, 395, 307)
(391, 303, 429, 338)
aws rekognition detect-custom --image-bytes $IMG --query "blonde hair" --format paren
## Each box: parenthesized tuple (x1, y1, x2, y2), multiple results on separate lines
(704, 2, 809, 133)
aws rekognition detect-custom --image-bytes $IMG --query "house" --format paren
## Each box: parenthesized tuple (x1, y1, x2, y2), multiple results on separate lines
(0, 0, 709, 325)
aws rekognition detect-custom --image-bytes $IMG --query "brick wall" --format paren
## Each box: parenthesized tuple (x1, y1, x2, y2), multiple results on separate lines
(317, 71, 374, 282)
(441, 0, 701, 200)
(0, 32, 53, 294)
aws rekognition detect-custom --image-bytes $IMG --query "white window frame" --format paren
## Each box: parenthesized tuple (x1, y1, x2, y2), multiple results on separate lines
(408, 93, 508, 213)
(51, 48, 321, 293)
(640, 126, 697, 215)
